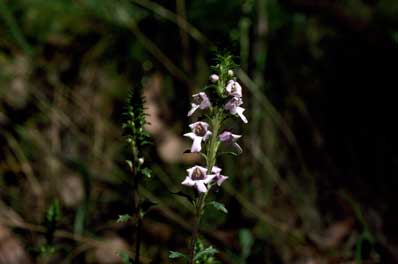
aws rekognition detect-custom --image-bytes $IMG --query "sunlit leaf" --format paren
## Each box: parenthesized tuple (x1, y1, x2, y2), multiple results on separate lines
(117, 214, 131, 223)
(208, 201, 228, 213)
(194, 246, 218, 261)
(169, 251, 188, 259)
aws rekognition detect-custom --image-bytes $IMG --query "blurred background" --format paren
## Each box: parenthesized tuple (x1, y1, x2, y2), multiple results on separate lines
(1, 0, 398, 263)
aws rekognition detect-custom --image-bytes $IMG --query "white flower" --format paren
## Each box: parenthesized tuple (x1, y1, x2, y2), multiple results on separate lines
(138, 157, 144, 164)
(182, 165, 216, 193)
(219, 131, 242, 153)
(183, 121, 212, 152)
(211, 166, 228, 186)
(224, 97, 248, 123)
(210, 74, 219, 83)
(187, 92, 211, 116)
(225, 80, 242, 97)
(228, 70, 234, 77)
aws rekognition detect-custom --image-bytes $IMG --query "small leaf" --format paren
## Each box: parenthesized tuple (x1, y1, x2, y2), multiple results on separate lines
(141, 168, 152, 178)
(126, 160, 133, 170)
(194, 246, 218, 261)
(169, 251, 188, 259)
(171, 191, 194, 204)
(140, 199, 157, 217)
(117, 214, 131, 223)
(46, 199, 61, 223)
(117, 251, 135, 264)
(200, 153, 208, 163)
(239, 229, 253, 259)
(208, 201, 228, 214)
(218, 151, 239, 157)
(141, 140, 152, 146)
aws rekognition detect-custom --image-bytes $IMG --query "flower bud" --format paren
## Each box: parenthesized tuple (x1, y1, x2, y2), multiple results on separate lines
(228, 70, 234, 76)
(209, 74, 219, 83)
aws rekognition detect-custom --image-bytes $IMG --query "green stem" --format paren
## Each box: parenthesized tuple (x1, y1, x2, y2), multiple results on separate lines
(188, 109, 222, 263)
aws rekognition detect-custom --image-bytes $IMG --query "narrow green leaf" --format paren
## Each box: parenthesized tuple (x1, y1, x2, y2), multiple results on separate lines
(194, 246, 218, 261)
(141, 168, 152, 178)
(117, 214, 131, 223)
(239, 229, 253, 259)
(208, 201, 228, 214)
(171, 191, 194, 204)
(125, 160, 133, 170)
(218, 151, 239, 157)
(169, 251, 188, 259)
(117, 251, 135, 264)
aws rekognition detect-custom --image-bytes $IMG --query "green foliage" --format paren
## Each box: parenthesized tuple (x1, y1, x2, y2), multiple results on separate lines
(239, 229, 253, 262)
(44, 199, 60, 244)
(123, 87, 151, 182)
(169, 251, 188, 260)
(141, 167, 152, 178)
(194, 240, 219, 264)
(117, 251, 135, 264)
(171, 191, 195, 205)
(207, 201, 228, 214)
(139, 198, 157, 218)
(117, 214, 132, 223)
(194, 246, 218, 262)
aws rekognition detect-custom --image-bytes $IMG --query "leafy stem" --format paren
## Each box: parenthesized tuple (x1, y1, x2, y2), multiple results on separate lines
(188, 108, 223, 264)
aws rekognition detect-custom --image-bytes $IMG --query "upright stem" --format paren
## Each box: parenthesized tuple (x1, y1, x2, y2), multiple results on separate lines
(188, 110, 222, 264)
(131, 142, 142, 264)
(135, 213, 142, 263)
(188, 194, 204, 264)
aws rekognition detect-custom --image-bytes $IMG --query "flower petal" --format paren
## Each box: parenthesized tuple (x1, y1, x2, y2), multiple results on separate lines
(203, 174, 216, 184)
(187, 104, 200, 116)
(203, 130, 212, 141)
(216, 175, 229, 186)
(236, 107, 248, 123)
(233, 142, 243, 153)
(183, 132, 196, 140)
(197, 166, 208, 174)
(232, 134, 242, 140)
(211, 166, 222, 174)
(181, 177, 195, 186)
(195, 181, 208, 193)
(189, 121, 209, 131)
(191, 136, 203, 152)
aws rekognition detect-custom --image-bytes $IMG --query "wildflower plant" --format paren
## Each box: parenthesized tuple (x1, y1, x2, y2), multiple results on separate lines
(172, 55, 247, 263)
(118, 86, 153, 263)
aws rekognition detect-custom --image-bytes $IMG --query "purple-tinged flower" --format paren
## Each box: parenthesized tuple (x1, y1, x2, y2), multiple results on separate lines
(184, 121, 212, 152)
(219, 131, 242, 153)
(187, 92, 211, 116)
(182, 165, 216, 193)
(210, 74, 219, 83)
(224, 97, 248, 123)
(211, 166, 228, 186)
(225, 80, 242, 97)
